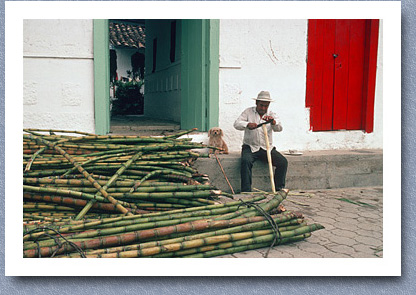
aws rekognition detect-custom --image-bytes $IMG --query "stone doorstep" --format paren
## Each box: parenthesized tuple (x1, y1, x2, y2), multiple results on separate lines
(110, 125, 180, 131)
(194, 149, 383, 193)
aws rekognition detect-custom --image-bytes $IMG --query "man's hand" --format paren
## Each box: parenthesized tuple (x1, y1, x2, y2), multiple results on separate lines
(262, 115, 276, 125)
(247, 123, 258, 130)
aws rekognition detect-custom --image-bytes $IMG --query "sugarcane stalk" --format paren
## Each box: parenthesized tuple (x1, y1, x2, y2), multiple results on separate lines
(25, 215, 214, 245)
(25, 211, 216, 244)
(88, 205, 244, 230)
(113, 190, 219, 200)
(61, 151, 136, 176)
(23, 193, 146, 218)
(129, 169, 187, 192)
(74, 151, 144, 220)
(24, 177, 187, 189)
(26, 195, 263, 231)
(181, 234, 311, 258)
(40, 184, 215, 194)
(213, 153, 235, 194)
(23, 203, 75, 211)
(25, 134, 132, 216)
(27, 201, 248, 236)
(23, 191, 140, 214)
(79, 229, 276, 258)
(23, 216, 268, 257)
(152, 224, 323, 258)
(163, 128, 198, 139)
(24, 128, 96, 136)
(65, 212, 302, 257)
(24, 185, 110, 204)
(214, 190, 287, 220)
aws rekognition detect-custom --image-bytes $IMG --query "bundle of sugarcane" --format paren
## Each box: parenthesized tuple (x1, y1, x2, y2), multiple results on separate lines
(23, 190, 324, 258)
(23, 128, 230, 220)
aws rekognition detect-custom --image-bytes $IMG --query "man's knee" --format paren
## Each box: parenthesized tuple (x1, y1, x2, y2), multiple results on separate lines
(272, 152, 288, 168)
(241, 155, 253, 168)
(281, 155, 288, 168)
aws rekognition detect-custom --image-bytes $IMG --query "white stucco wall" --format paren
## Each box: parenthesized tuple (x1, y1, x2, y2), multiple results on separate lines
(218, 19, 383, 152)
(114, 47, 143, 80)
(23, 19, 95, 133)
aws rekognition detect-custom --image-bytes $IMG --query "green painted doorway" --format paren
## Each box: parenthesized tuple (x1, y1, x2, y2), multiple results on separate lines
(93, 19, 219, 135)
(181, 19, 219, 131)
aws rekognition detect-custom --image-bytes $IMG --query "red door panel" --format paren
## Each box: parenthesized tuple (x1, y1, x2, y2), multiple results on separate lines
(321, 20, 336, 131)
(347, 20, 366, 130)
(307, 20, 324, 131)
(306, 19, 379, 133)
(333, 19, 351, 130)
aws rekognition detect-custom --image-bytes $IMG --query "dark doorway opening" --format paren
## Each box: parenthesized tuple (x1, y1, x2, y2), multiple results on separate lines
(108, 19, 180, 136)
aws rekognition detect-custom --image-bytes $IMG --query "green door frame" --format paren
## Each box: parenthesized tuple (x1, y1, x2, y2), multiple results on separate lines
(181, 19, 219, 131)
(93, 19, 110, 135)
(93, 19, 219, 134)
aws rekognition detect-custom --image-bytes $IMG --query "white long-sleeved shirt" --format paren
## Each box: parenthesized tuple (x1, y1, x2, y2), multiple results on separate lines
(233, 106, 283, 152)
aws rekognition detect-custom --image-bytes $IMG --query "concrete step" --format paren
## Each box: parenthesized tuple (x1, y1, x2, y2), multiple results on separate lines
(109, 115, 181, 136)
(194, 149, 382, 193)
(110, 125, 180, 131)
(109, 126, 180, 136)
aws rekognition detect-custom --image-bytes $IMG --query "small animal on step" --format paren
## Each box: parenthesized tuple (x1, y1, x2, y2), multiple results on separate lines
(208, 127, 229, 154)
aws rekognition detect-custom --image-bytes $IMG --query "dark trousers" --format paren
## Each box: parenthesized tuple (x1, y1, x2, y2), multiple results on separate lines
(240, 144, 288, 192)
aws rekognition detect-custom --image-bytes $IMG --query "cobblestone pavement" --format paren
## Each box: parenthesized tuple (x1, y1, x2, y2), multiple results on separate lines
(218, 186, 383, 258)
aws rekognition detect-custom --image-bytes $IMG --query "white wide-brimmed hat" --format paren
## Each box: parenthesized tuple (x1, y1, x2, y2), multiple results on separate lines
(252, 91, 274, 102)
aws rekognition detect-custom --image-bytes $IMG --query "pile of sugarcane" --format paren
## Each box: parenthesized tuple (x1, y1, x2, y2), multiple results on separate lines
(23, 128, 230, 221)
(23, 189, 324, 258)
(23, 128, 324, 258)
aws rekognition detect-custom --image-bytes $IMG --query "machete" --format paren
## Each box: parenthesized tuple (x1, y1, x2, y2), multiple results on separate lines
(255, 119, 274, 129)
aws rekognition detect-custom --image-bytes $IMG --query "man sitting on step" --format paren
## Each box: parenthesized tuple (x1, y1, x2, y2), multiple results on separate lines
(233, 90, 288, 193)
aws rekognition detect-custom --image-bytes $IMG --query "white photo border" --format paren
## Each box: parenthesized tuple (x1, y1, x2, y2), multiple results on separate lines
(5, 0, 401, 276)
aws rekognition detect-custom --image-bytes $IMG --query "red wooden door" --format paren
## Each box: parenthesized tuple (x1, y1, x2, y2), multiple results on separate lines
(306, 19, 379, 133)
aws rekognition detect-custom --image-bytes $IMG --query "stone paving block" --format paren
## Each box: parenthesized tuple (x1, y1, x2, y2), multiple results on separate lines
(260, 248, 294, 258)
(296, 240, 320, 251)
(273, 242, 298, 250)
(327, 235, 358, 247)
(331, 229, 357, 239)
(283, 248, 318, 258)
(351, 252, 379, 258)
(329, 244, 357, 256)
(327, 210, 357, 219)
(352, 244, 380, 256)
(354, 235, 382, 247)
(302, 234, 322, 243)
(332, 221, 360, 231)
(297, 242, 329, 255)
(356, 222, 382, 231)
(232, 250, 265, 258)
(358, 212, 382, 220)
(310, 216, 337, 225)
(356, 216, 374, 223)
(334, 216, 360, 224)
(313, 210, 339, 219)
(320, 201, 343, 209)
(315, 240, 333, 248)
(355, 229, 383, 239)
